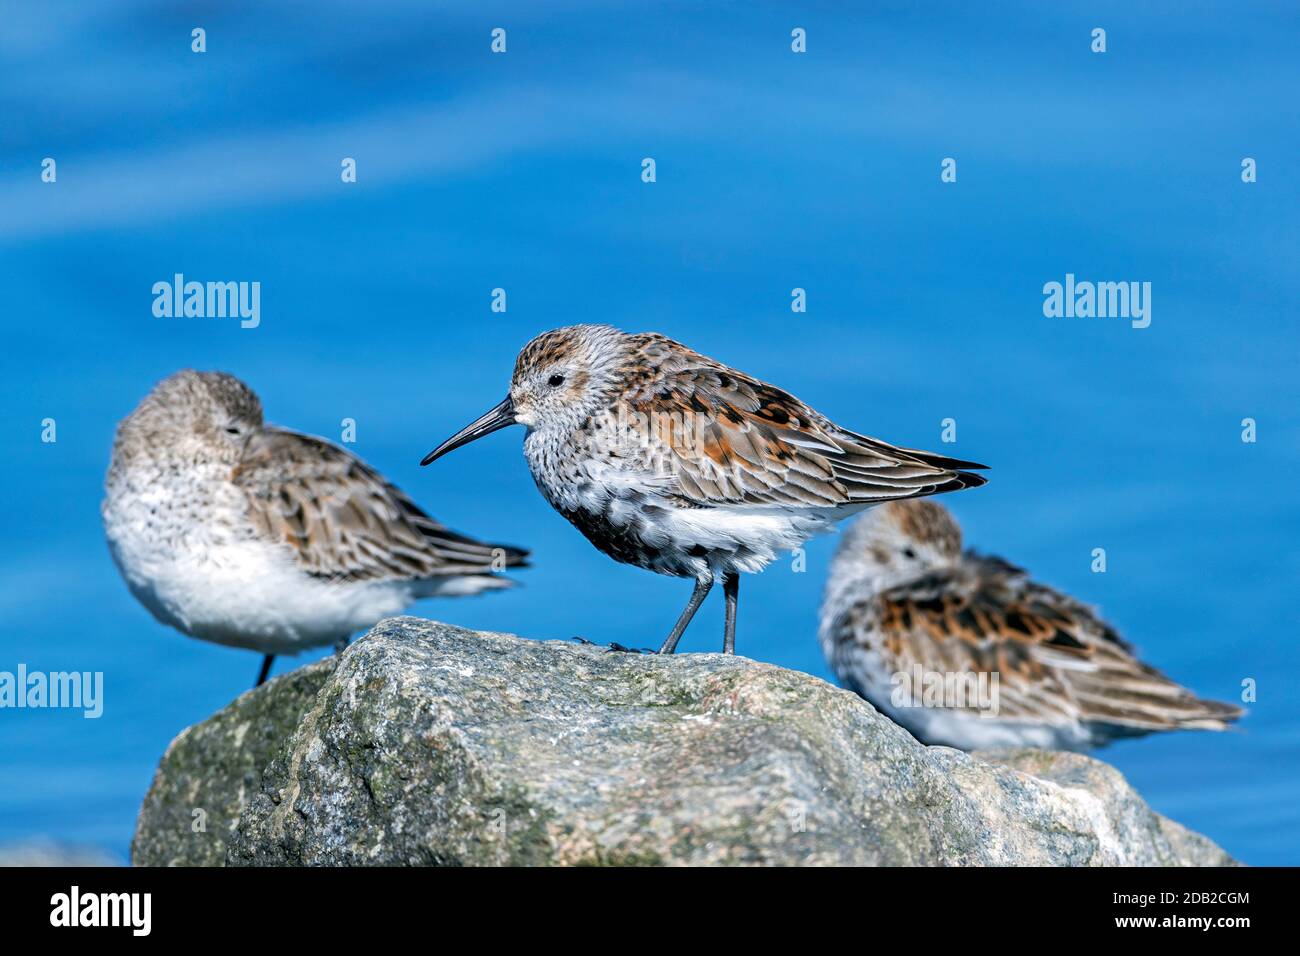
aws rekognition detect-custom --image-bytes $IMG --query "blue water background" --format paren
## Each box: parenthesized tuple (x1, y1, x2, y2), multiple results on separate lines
(0, 2, 1296, 863)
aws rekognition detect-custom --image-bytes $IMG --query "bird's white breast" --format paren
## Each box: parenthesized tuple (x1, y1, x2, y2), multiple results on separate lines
(524, 424, 853, 576)
(102, 464, 417, 654)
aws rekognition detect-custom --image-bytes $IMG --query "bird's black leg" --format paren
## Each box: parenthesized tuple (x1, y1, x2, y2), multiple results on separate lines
(657, 575, 714, 654)
(722, 572, 739, 655)
(255, 654, 274, 687)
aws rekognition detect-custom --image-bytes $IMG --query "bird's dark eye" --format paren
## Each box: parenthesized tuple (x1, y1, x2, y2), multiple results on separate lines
(226, 427, 241, 435)
(902, 547, 917, 560)
(548, 374, 565, 387)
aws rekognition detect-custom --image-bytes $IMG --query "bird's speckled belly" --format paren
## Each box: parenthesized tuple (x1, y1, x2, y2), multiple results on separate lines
(556, 495, 704, 578)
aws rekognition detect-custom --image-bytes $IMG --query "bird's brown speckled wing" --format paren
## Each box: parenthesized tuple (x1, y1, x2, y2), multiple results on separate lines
(620, 334, 986, 509)
(234, 428, 527, 583)
(851, 555, 1241, 731)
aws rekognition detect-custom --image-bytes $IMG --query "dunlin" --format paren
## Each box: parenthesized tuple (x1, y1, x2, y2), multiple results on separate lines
(103, 370, 527, 687)
(820, 500, 1242, 750)
(421, 324, 986, 655)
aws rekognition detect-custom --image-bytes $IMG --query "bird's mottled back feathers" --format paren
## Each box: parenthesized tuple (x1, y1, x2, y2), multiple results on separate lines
(235, 428, 526, 583)
(839, 549, 1241, 733)
(616, 332, 987, 509)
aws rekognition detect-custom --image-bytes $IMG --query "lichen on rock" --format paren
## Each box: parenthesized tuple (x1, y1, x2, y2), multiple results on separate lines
(130, 617, 1235, 867)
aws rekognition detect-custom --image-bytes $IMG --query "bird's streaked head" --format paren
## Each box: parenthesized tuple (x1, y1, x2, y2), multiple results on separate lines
(835, 499, 964, 581)
(508, 324, 627, 428)
(422, 324, 628, 465)
(114, 370, 262, 466)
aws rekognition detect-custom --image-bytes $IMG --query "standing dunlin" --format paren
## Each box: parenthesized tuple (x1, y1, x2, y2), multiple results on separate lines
(421, 324, 986, 656)
(103, 370, 527, 687)
(820, 500, 1242, 750)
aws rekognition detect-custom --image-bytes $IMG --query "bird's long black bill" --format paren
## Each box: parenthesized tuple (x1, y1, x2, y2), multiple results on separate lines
(420, 396, 517, 465)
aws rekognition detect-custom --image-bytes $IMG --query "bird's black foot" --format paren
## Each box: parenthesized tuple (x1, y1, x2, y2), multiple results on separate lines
(334, 637, 351, 656)
(571, 637, 648, 653)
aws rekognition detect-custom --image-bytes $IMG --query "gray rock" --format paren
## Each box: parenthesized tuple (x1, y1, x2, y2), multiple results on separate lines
(971, 749, 1236, 867)
(132, 658, 336, 866)
(134, 617, 1235, 866)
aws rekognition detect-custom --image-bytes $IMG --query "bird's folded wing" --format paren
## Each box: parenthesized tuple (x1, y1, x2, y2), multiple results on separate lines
(862, 560, 1241, 730)
(622, 338, 985, 509)
(234, 428, 526, 582)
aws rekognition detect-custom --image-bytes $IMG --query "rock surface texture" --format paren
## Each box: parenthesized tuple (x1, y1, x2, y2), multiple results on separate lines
(132, 617, 1235, 866)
